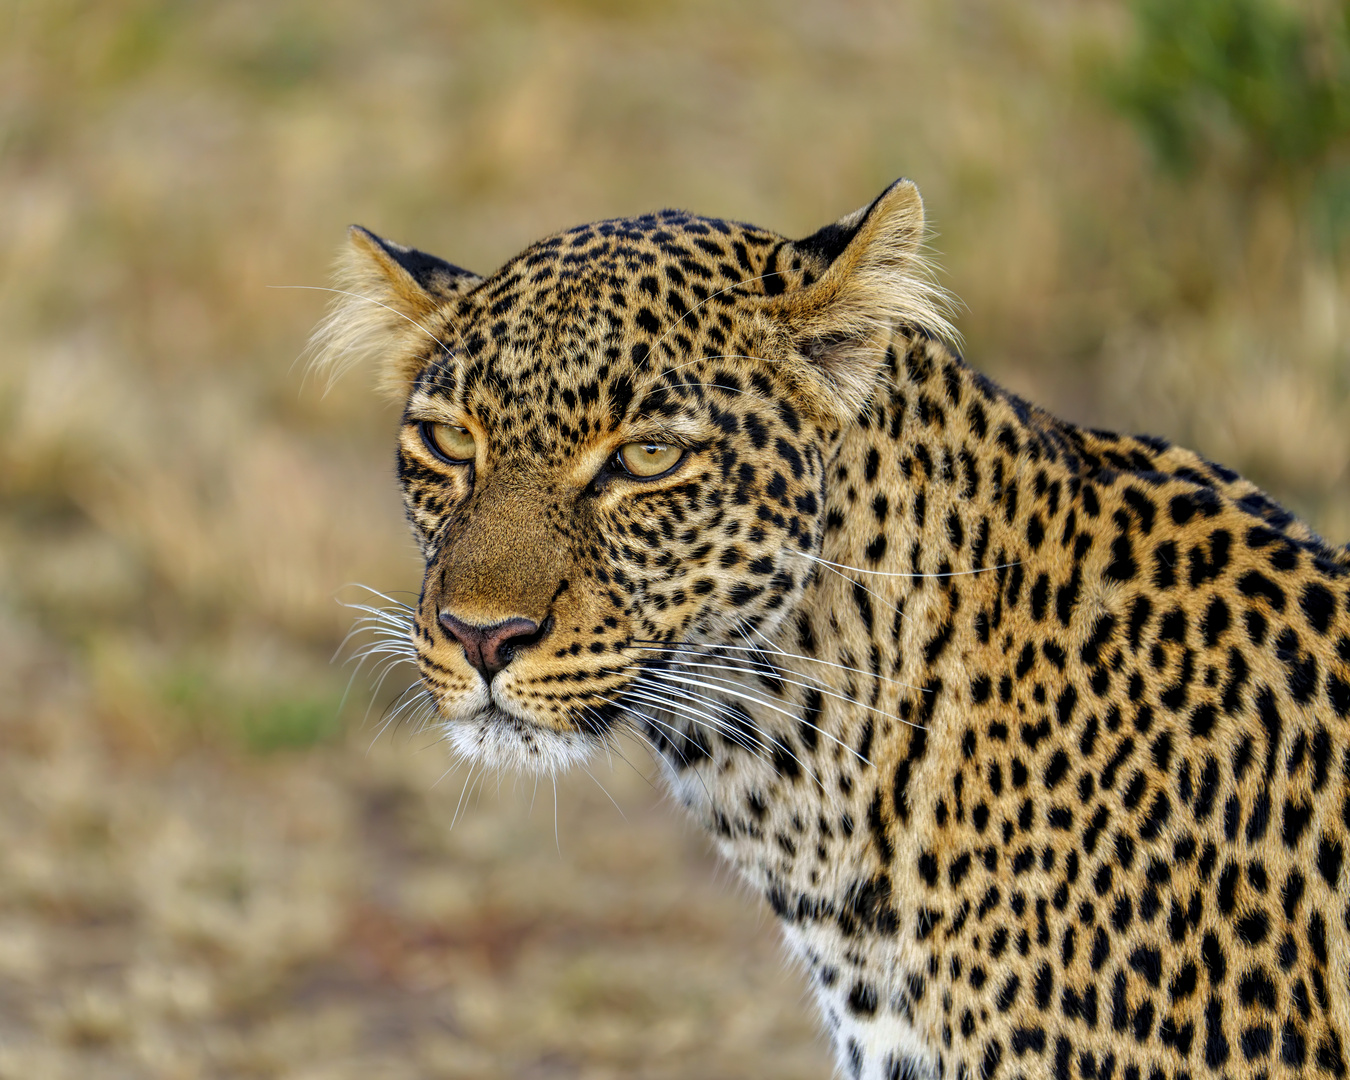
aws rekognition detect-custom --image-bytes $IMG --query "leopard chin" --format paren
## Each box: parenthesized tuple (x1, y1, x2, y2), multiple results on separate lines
(443, 705, 599, 775)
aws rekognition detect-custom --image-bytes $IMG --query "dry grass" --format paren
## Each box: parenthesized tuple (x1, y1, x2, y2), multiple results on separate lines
(1, 1, 1347, 1077)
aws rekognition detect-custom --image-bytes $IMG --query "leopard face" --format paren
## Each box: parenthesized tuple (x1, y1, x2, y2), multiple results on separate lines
(315, 182, 947, 774)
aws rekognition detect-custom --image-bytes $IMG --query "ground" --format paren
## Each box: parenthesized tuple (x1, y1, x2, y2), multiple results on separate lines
(0, 617, 830, 1080)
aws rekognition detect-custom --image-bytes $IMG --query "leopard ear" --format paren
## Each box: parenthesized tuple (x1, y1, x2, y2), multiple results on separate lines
(307, 226, 481, 398)
(773, 179, 955, 418)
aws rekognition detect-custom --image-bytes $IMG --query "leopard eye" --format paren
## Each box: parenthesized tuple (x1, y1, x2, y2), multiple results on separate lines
(421, 421, 476, 463)
(617, 442, 683, 478)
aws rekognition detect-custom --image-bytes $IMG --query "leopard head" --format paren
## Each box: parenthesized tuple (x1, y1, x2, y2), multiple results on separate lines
(311, 180, 949, 772)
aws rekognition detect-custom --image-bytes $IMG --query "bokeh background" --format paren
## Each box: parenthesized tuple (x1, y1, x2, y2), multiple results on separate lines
(2, 1, 1349, 1077)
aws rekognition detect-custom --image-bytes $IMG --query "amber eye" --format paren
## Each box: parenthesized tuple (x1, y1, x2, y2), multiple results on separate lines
(617, 442, 683, 478)
(421, 421, 476, 463)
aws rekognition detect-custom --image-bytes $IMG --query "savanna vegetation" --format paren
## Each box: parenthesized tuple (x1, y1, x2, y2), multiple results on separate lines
(1, 1, 1347, 1076)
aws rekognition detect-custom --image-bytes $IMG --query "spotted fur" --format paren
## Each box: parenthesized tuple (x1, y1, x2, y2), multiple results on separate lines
(313, 180, 1350, 1080)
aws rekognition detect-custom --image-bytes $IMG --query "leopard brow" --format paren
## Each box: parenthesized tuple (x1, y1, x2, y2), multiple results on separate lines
(617, 415, 714, 445)
(406, 366, 478, 415)
(415, 356, 467, 402)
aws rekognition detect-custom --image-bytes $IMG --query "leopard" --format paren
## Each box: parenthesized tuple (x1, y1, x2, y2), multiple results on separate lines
(311, 179, 1350, 1080)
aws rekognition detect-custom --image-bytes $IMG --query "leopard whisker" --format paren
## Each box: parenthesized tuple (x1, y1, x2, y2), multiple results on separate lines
(369, 689, 413, 743)
(339, 603, 410, 626)
(622, 678, 773, 756)
(353, 631, 416, 663)
(609, 696, 742, 803)
(608, 699, 699, 774)
(335, 617, 413, 663)
(344, 652, 418, 733)
(789, 549, 1020, 580)
(590, 722, 661, 794)
(620, 683, 768, 758)
(338, 583, 418, 611)
(643, 669, 870, 766)
(636, 655, 922, 736)
(575, 704, 631, 774)
(349, 645, 417, 672)
(567, 721, 628, 822)
(611, 718, 690, 793)
(583, 764, 627, 820)
(331, 592, 422, 733)
(637, 682, 824, 789)
(340, 641, 412, 700)
(803, 554, 908, 625)
(641, 674, 865, 776)
(448, 758, 481, 831)
(368, 654, 421, 707)
(551, 773, 560, 853)
(346, 612, 416, 635)
(343, 632, 415, 660)
(372, 680, 435, 740)
(345, 613, 415, 638)
(624, 678, 764, 746)
(622, 703, 712, 757)
(628, 637, 923, 696)
(335, 594, 416, 658)
(626, 712, 722, 806)
(632, 638, 914, 745)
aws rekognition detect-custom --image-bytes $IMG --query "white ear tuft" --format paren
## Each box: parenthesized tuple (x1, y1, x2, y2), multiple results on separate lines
(305, 227, 481, 398)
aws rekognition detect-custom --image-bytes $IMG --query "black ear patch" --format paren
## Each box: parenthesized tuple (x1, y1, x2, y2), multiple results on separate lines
(795, 219, 865, 266)
(356, 226, 478, 294)
(794, 180, 906, 267)
(795, 191, 883, 265)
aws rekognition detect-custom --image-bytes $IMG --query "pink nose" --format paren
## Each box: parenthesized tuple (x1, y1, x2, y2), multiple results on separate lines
(438, 613, 548, 679)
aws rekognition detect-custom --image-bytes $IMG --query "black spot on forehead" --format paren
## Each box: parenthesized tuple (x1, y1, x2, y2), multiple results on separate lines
(488, 211, 792, 301)
(419, 211, 817, 439)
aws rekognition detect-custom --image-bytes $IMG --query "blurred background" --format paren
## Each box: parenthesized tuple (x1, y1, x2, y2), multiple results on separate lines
(1, 1, 1348, 1077)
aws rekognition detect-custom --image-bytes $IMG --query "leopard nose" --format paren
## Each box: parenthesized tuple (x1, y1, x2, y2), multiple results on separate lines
(438, 613, 551, 679)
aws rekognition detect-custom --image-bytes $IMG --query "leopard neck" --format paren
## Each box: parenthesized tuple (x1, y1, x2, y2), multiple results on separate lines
(803, 327, 1088, 703)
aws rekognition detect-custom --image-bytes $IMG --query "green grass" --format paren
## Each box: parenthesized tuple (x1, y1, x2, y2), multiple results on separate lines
(160, 666, 345, 752)
(236, 695, 345, 753)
